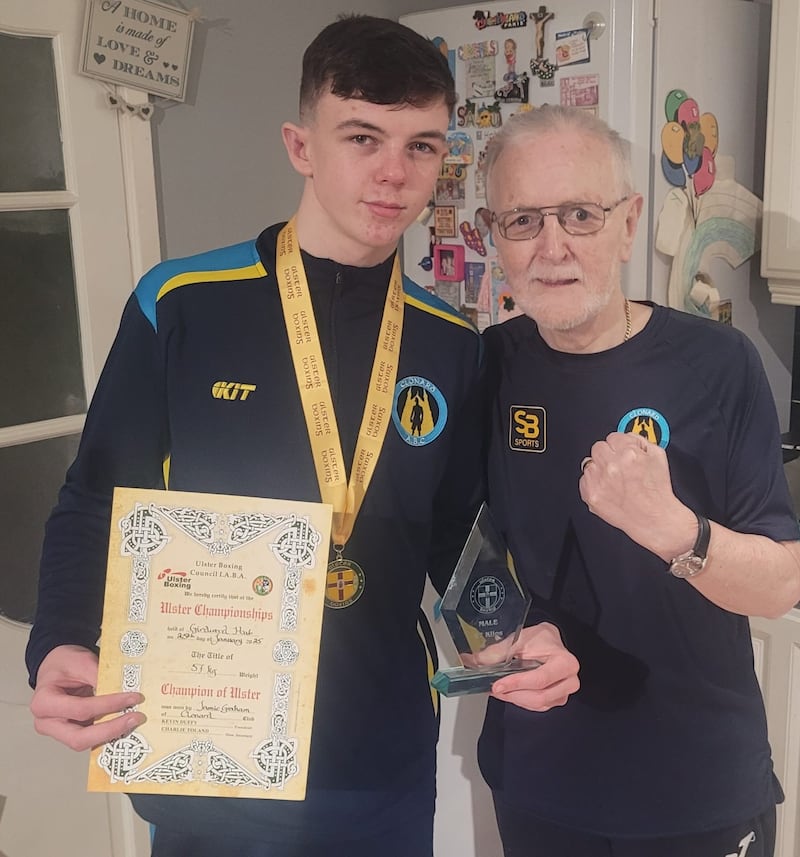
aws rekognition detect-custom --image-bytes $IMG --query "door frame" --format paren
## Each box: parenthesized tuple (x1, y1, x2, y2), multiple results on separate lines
(1, 8, 161, 856)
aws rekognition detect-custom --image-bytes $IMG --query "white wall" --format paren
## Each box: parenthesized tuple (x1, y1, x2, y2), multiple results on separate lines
(152, 4, 501, 856)
(152, 0, 468, 258)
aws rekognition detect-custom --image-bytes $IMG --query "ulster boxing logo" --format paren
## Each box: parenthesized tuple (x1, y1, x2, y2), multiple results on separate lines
(470, 576, 506, 614)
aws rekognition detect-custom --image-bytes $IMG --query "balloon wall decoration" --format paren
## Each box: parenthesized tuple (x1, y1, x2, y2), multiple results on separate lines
(655, 86, 762, 322)
(660, 89, 718, 208)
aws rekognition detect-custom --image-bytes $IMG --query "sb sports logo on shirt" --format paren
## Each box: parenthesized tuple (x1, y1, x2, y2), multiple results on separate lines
(509, 405, 545, 452)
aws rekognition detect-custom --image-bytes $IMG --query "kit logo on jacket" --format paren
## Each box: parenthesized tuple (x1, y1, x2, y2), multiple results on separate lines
(392, 376, 447, 446)
(508, 405, 546, 452)
(211, 380, 257, 401)
(617, 407, 670, 449)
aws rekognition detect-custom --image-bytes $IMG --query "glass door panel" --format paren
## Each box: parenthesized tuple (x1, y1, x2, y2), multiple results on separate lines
(0, 435, 80, 623)
(0, 32, 65, 192)
(0, 30, 83, 621)
(0, 209, 85, 428)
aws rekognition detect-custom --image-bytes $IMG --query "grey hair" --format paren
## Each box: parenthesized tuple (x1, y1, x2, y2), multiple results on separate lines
(484, 105, 634, 205)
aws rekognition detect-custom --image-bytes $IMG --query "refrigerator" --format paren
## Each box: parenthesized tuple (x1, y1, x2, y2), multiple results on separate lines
(400, 0, 793, 425)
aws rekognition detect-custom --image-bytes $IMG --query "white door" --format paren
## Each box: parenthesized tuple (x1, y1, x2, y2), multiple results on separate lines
(0, 2, 159, 854)
(751, 611, 800, 857)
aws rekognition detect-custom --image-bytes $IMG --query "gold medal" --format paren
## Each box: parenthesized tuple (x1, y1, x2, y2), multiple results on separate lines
(325, 557, 366, 609)
(277, 219, 403, 609)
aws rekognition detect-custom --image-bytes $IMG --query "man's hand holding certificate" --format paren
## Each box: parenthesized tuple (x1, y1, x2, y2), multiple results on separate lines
(87, 487, 332, 800)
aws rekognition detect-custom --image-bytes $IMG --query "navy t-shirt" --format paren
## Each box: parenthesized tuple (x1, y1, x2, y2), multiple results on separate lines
(481, 304, 798, 837)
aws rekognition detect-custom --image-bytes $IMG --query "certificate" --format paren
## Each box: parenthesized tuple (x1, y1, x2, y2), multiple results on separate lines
(87, 487, 332, 800)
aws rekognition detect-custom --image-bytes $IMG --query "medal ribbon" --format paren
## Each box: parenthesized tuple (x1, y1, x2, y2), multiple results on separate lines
(276, 219, 403, 553)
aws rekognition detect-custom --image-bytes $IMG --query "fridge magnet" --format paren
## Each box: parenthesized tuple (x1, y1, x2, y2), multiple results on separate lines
(474, 143, 495, 199)
(476, 101, 503, 128)
(555, 29, 590, 67)
(435, 177, 466, 208)
(560, 74, 599, 109)
(532, 5, 555, 55)
(457, 99, 477, 128)
(496, 71, 529, 103)
(79, 0, 196, 102)
(475, 167, 486, 200)
(472, 10, 529, 31)
(530, 5, 556, 82)
(490, 260, 523, 325)
(531, 57, 557, 84)
(434, 281, 461, 312)
(474, 207, 493, 239)
(433, 35, 453, 64)
(433, 37, 457, 130)
(434, 245, 465, 281)
(414, 194, 435, 227)
(434, 206, 457, 238)
(715, 299, 732, 326)
(427, 226, 437, 257)
(495, 36, 529, 102)
(458, 40, 498, 61)
(503, 36, 519, 79)
(460, 305, 479, 327)
(477, 267, 491, 313)
(464, 262, 486, 305)
(460, 220, 488, 256)
(415, 226, 439, 273)
(465, 54, 497, 99)
(445, 132, 475, 165)
(440, 162, 467, 181)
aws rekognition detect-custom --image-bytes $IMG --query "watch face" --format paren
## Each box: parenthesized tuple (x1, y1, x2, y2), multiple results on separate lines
(670, 555, 706, 578)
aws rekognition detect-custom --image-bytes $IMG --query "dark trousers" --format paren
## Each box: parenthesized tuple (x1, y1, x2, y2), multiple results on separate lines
(493, 794, 776, 857)
(150, 786, 434, 857)
(151, 826, 434, 857)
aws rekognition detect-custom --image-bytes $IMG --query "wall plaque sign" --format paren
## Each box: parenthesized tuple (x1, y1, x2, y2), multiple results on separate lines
(80, 0, 195, 102)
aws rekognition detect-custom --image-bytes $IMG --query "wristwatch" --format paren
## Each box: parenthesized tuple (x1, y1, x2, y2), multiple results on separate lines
(668, 512, 710, 578)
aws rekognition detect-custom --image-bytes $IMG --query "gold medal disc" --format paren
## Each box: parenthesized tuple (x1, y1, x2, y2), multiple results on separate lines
(325, 558, 365, 609)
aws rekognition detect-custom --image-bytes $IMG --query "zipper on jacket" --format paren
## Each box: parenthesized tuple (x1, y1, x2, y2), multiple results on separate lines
(328, 268, 343, 402)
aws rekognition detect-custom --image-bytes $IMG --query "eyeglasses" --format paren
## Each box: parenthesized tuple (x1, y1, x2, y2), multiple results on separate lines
(491, 197, 629, 241)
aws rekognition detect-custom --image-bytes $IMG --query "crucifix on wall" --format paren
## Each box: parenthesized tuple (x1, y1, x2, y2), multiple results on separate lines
(530, 5, 556, 81)
(532, 5, 554, 59)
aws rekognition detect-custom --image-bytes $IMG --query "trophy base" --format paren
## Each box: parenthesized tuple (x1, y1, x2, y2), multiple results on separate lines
(430, 658, 542, 697)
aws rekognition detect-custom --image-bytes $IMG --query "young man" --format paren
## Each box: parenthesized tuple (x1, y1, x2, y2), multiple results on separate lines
(26, 16, 485, 857)
(480, 105, 800, 857)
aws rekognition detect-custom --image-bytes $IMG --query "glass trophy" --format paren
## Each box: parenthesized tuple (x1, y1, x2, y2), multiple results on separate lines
(431, 503, 540, 697)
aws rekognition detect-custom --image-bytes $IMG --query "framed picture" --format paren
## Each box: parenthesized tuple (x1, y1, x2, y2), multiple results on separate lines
(435, 176, 466, 208)
(434, 206, 457, 238)
(433, 244, 465, 281)
(463, 261, 486, 306)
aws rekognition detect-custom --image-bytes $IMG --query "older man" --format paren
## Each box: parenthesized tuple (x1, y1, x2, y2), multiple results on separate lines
(480, 105, 800, 857)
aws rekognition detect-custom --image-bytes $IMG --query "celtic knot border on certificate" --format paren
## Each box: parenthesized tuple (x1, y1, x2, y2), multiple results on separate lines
(97, 502, 323, 790)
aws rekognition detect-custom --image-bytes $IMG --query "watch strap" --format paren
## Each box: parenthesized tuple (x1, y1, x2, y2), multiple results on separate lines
(668, 512, 710, 578)
(692, 512, 710, 559)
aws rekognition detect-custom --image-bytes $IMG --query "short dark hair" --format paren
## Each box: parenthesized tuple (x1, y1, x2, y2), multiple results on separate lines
(299, 15, 456, 118)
